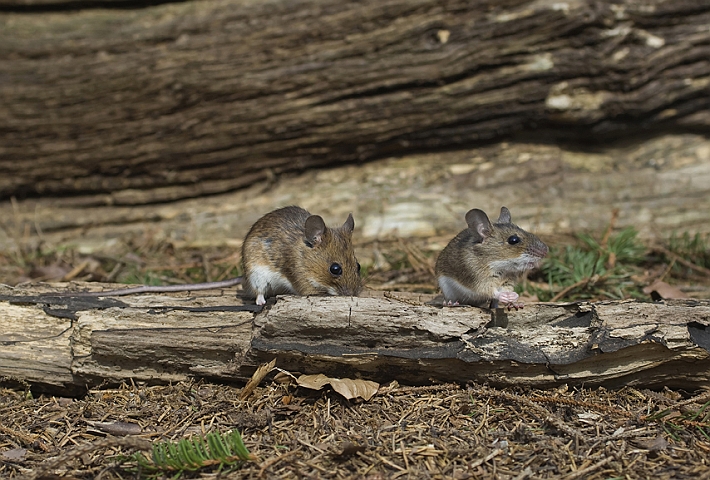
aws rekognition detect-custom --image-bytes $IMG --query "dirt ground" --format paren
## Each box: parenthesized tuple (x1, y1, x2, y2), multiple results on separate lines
(1, 379, 709, 479)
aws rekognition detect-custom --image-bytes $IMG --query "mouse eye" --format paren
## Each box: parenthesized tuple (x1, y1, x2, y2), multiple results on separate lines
(507, 235, 521, 245)
(357, 262, 361, 272)
(330, 263, 343, 276)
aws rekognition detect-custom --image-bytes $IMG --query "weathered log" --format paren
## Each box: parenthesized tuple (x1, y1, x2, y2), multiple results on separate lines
(1, 284, 708, 396)
(1, 0, 709, 202)
(2, 134, 710, 259)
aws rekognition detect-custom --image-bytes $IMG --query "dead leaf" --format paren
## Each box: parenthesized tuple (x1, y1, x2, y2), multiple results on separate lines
(518, 292, 539, 303)
(2, 448, 27, 460)
(297, 374, 379, 401)
(29, 263, 72, 281)
(85, 421, 142, 436)
(239, 358, 277, 400)
(643, 280, 688, 300)
(333, 442, 366, 459)
(632, 436, 669, 452)
(329, 378, 379, 401)
(297, 374, 332, 391)
(273, 371, 296, 384)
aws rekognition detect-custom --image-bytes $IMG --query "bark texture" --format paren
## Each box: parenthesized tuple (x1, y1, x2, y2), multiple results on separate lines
(1, 284, 708, 396)
(1, 0, 709, 203)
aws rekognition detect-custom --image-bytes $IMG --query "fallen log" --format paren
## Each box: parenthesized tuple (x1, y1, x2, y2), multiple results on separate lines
(0, 284, 708, 396)
(2, 0, 710, 202)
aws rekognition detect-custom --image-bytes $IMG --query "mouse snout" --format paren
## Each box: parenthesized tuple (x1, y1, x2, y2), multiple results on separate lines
(338, 281, 362, 297)
(528, 239, 549, 259)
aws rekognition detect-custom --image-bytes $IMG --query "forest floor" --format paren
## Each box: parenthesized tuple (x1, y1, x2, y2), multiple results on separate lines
(1, 228, 710, 479)
(2, 137, 710, 478)
(2, 379, 710, 479)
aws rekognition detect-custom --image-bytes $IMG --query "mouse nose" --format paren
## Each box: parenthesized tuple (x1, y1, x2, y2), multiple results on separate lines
(530, 240, 549, 258)
(340, 284, 362, 297)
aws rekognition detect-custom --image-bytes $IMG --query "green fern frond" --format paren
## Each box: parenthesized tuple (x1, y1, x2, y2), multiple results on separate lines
(131, 429, 253, 478)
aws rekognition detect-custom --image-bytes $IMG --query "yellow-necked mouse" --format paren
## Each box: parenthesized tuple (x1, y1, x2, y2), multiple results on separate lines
(241, 206, 362, 305)
(65, 206, 362, 305)
(435, 206, 548, 309)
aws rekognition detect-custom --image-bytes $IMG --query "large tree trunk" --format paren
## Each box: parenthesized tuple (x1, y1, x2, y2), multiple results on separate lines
(1, 284, 708, 396)
(1, 0, 709, 203)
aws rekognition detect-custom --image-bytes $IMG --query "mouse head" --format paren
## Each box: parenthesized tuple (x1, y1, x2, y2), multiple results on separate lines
(465, 206, 548, 266)
(301, 213, 362, 296)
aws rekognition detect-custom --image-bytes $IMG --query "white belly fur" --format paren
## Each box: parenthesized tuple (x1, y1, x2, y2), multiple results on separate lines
(438, 275, 490, 306)
(247, 265, 296, 297)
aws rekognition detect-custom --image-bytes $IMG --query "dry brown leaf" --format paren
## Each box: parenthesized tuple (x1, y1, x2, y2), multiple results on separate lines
(643, 280, 688, 300)
(297, 374, 332, 390)
(632, 436, 669, 452)
(297, 374, 379, 401)
(2, 448, 27, 460)
(28, 264, 72, 281)
(85, 421, 142, 436)
(333, 441, 366, 459)
(239, 358, 277, 400)
(329, 378, 379, 401)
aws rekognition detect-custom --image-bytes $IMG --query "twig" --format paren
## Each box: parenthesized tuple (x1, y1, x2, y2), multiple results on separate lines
(380, 383, 461, 395)
(549, 278, 589, 302)
(656, 257, 676, 283)
(477, 386, 586, 441)
(258, 449, 300, 478)
(549, 272, 605, 303)
(600, 208, 619, 249)
(383, 291, 426, 306)
(675, 389, 710, 409)
(563, 456, 613, 480)
(468, 448, 504, 469)
(0, 423, 51, 452)
(531, 395, 634, 418)
(652, 246, 710, 277)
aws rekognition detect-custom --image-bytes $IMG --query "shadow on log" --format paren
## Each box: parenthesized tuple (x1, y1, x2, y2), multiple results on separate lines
(0, 284, 708, 396)
(1, 0, 710, 203)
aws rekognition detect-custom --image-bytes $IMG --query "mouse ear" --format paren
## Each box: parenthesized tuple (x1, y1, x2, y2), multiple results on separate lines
(342, 213, 354, 234)
(465, 209, 493, 243)
(304, 215, 327, 247)
(496, 206, 512, 224)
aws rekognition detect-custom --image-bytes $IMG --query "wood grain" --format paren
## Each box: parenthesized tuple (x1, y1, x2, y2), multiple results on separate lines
(1, 284, 708, 395)
(1, 0, 709, 202)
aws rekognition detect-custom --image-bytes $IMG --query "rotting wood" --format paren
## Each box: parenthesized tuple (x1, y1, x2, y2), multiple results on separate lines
(1, 0, 709, 202)
(1, 284, 708, 396)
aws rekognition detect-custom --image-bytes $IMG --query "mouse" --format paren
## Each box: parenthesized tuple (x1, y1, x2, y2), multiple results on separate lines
(64, 206, 362, 306)
(435, 206, 548, 309)
(241, 205, 362, 305)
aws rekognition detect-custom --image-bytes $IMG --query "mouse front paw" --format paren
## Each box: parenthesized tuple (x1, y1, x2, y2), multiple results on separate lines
(497, 291, 523, 310)
(256, 294, 266, 306)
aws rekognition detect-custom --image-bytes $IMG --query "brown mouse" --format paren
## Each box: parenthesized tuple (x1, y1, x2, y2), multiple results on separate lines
(241, 206, 362, 305)
(66, 206, 362, 305)
(435, 206, 548, 309)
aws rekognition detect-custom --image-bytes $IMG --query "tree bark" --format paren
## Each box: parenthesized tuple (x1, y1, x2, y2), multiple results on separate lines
(1, 284, 708, 396)
(1, 0, 709, 203)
